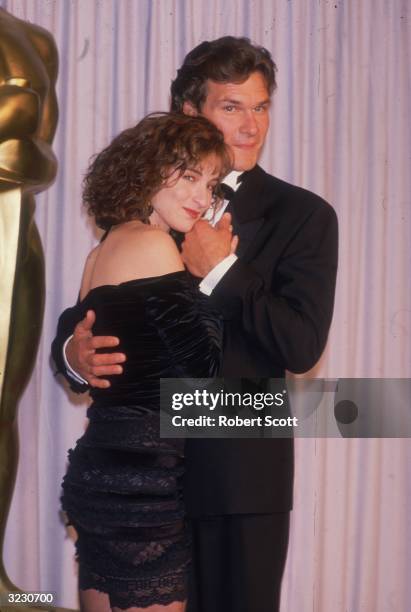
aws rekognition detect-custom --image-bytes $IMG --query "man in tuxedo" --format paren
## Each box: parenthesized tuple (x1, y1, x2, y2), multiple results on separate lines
(52, 37, 338, 612)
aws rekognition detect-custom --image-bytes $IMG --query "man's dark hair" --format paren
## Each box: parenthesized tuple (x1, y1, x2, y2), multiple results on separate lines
(170, 36, 277, 113)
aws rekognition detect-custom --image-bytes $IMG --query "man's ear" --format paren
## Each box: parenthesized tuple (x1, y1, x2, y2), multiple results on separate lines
(182, 101, 198, 117)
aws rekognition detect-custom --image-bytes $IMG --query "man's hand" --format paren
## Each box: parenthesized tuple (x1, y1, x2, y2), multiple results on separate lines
(66, 310, 126, 389)
(181, 213, 239, 277)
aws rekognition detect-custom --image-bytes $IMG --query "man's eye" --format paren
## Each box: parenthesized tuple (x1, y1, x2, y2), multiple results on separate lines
(254, 105, 267, 113)
(223, 105, 236, 112)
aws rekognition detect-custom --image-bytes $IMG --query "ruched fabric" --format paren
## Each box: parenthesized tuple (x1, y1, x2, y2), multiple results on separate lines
(61, 271, 221, 609)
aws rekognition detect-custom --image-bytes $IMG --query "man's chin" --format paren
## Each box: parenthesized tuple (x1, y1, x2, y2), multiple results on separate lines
(231, 150, 259, 172)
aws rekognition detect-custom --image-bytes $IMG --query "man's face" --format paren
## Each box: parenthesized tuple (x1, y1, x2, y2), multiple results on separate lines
(184, 71, 270, 172)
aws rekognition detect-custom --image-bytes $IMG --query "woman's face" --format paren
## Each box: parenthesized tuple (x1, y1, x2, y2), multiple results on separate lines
(149, 154, 221, 232)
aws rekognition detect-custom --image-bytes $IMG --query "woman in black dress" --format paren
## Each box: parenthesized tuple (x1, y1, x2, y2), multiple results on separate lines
(60, 113, 232, 612)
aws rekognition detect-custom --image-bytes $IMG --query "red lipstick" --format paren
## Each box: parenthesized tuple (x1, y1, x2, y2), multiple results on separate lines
(183, 207, 199, 219)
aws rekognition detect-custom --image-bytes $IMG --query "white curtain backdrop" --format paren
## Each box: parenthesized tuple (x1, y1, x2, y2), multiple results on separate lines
(1, 1, 410, 610)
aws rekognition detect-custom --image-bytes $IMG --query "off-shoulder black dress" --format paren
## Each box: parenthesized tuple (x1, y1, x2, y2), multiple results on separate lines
(61, 271, 221, 609)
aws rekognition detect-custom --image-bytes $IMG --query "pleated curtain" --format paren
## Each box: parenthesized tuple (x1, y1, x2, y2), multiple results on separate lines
(1, 1, 410, 610)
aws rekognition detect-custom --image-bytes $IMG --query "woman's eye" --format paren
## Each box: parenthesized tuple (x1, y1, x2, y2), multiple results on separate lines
(183, 174, 195, 181)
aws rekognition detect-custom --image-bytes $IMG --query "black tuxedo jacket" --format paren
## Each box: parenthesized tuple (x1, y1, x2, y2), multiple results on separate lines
(184, 165, 338, 516)
(51, 165, 338, 517)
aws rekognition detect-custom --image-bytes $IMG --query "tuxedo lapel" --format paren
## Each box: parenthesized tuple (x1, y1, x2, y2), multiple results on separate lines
(234, 217, 265, 258)
(231, 165, 275, 260)
(232, 165, 268, 222)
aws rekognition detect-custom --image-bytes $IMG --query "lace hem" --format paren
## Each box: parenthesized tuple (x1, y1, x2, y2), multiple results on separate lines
(79, 565, 188, 609)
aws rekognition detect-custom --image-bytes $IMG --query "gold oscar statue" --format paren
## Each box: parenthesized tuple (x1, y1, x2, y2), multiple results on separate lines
(0, 8, 74, 612)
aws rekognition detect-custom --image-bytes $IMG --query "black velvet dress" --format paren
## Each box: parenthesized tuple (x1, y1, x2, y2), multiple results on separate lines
(61, 271, 221, 609)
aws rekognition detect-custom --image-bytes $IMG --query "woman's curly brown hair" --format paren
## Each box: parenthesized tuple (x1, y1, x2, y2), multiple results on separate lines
(83, 112, 232, 230)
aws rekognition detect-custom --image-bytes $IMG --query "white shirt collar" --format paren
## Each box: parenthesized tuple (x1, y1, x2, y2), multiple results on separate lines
(223, 170, 243, 192)
(203, 171, 242, 224)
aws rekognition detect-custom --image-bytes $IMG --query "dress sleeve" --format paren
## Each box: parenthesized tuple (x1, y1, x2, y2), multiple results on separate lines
(145, 273, 221, 378)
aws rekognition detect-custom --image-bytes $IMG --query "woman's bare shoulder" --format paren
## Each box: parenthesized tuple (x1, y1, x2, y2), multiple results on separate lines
(123, 226, 184, 275)
(79, 244, 101, 299)
(79, 224, 184, 297)
(99, 224, 184, 279)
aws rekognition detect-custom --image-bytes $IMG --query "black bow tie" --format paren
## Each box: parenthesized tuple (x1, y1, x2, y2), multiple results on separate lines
(220, 183, 235, 202)
(220, 172, 245, 201)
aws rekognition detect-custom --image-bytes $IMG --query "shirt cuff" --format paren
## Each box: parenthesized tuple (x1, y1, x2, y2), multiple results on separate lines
(199, 254, 238, 296)
(63, 335, 88, 385)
